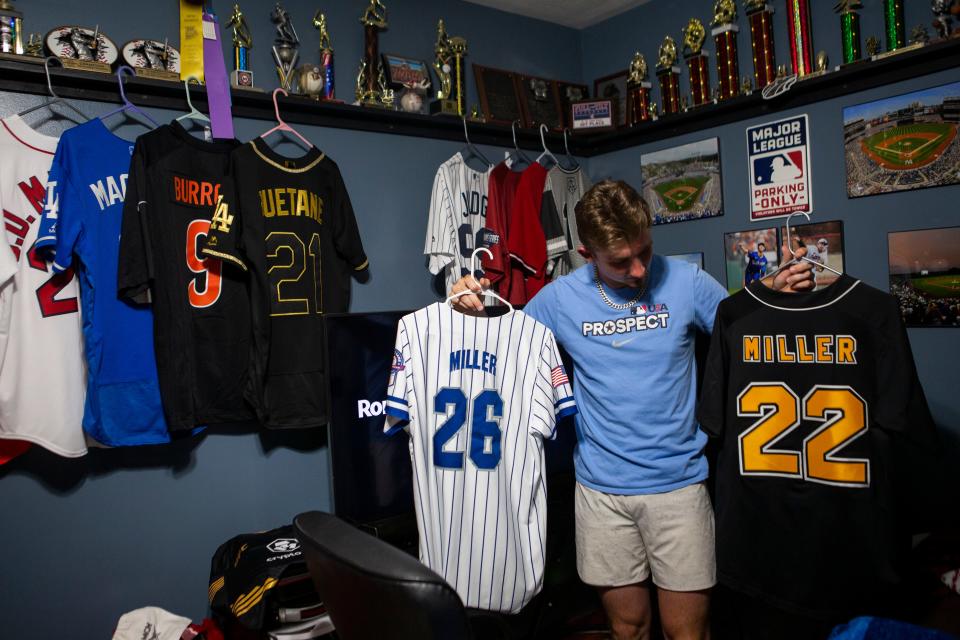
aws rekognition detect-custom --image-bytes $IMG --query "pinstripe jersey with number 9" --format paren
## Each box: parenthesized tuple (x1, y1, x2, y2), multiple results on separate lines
(385, 303, 576, 613)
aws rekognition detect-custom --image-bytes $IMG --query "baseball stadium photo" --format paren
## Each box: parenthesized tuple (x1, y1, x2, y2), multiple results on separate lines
(844, 81, 960, 197)
(723, 227, 779, 294)
(641, 137, 723, 225)
(888, 226, 960, 328)
(779, 220, 845, 291)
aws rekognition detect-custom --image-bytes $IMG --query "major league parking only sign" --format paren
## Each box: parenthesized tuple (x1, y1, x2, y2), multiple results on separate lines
(747, 114, 812, 221)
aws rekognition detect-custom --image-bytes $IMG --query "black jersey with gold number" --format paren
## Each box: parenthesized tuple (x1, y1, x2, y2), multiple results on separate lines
(697, 274, 940, 621)
(202, 139, 368, 429)
(118, 122, 253, 429)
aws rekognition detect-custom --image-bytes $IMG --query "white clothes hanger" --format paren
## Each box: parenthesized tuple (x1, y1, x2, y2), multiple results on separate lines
(175, 76, 210, 124)
(16, 56, 89, 124)
(536, 124, 558, 168)
(99, 65, 160, 128)
(765, 211, 843, 280)
(445, 247, 514, 311)
(506, 119, 531, 170)
(260, 88, 313, 149)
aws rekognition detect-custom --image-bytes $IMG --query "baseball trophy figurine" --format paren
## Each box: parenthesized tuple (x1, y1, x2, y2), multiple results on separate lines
(0, 0, 23, 55)
(626, 51, 653, 125)
(683, 19, 710, 107)
(883, 0, 905, 51)
(711, 0, 739, 101)
(430, 19, 457, 115)
(314, 12, 335, 100)
(931, 0, 954, 41)
(356, 0, 387, 106)
(227, 4, 254, 89)
(656, 35, 681, 116)
(911, 24, 930, 46)
(834, 1, 862, 64)
(865, 35, 880, 57)
(271, 2, 300, 91)
(785, 0, 815, 76)
(744, 0, 776, 90)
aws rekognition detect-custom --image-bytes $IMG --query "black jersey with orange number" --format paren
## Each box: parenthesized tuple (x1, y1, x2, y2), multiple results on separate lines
(697, 274, 940, 621)
(117, 122, 253, 429)
(202, 139, 368, 429)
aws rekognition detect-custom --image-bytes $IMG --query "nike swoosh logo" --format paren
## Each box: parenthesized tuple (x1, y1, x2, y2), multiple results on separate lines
(611, 337, 636, 348)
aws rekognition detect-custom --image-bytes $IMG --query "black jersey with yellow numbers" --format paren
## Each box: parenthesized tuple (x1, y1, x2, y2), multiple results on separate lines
(117, 121, 254, 429)
(697, 274, 940, 621)
(201, 139, 368, 429)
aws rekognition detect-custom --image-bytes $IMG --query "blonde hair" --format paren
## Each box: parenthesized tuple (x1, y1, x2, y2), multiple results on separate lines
(574, 180, 652, 252)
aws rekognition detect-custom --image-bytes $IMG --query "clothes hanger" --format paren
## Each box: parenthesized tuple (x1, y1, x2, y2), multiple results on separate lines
(459, 115, 492, 168)
(16, 56, 89, 124)
(536, 124, 558, 169)
(175, 75, 210, 124)
(505, 119, 531, 170)
(560, 127, 580, 171)
(259, 88, 313, 149)
(765, 211, 843, 281)
(99, 65, 160, 128)
(445, 247, 514, 311)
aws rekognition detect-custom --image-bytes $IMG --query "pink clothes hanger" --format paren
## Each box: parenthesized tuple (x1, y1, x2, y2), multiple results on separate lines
(259, 88, 313, 149)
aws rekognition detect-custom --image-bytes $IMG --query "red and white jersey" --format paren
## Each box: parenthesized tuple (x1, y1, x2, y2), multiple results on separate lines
(0, 116, 86, 459)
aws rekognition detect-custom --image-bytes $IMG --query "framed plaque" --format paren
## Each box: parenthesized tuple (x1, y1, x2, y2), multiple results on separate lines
(571, 99, 617, 133)
(381, 52, 431, 90)
(519, 74, 563, 131)
(556, 81, 589, 129)
(593, 70, 629, 127)
(474, 64, 524, 127)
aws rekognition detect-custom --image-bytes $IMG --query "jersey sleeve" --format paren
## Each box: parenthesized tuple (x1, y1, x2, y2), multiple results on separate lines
(384, 320, 412, 434)
(532, 328, 577, 439)
(199, 173, 247, 272)
(696, 302, 729, 438)
(330, 164, 369, 272)
(522, 283, 558, 334)
(693, 265, 728, 334)
(424, 167, 454, 276)
(117, 140, 153, 304)
(37, 144, 84, 273)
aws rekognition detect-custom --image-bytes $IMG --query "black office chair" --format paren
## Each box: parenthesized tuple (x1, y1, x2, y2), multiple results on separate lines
(294, 511, 473, 639)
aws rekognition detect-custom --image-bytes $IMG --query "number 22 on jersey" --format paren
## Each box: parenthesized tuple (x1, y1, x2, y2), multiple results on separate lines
(737, 382, 869, 487)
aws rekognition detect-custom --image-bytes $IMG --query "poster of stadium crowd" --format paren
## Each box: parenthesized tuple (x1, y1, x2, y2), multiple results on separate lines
(640, 137, 723, 225)
(888, 226, 960, 328)
(779, 220, 845, 291)
(844, 81, 960, 198)
(723, 227, 779, 294)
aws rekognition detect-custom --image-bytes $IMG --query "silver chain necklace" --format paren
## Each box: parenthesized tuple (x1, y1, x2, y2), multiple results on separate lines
(594, 266, 648, 310)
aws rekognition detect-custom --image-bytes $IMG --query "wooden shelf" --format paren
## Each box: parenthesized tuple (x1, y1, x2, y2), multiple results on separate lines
(2, 36, 958, 158)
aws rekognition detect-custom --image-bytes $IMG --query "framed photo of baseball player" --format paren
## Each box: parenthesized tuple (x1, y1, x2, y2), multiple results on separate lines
(888, 225, 960, 328)
(381, 53, 431, 90)
(593, 70, 629, 127)
(474, 64, 524, 127)
(519, 74, 563, 131)
(779, 220, 845, 290)
(723, 227, 780, 294)
(641, 137, 723, 226)
(843, 80, 960, 198)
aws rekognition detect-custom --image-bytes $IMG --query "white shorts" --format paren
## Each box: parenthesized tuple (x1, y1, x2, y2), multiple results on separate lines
(574, 481, 716, 591)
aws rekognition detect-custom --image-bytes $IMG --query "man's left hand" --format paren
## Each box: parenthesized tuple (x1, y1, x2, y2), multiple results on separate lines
(765, 242, 815, 292)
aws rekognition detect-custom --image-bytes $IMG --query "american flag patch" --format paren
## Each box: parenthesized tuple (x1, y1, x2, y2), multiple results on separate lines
(551, 366, 569, 388)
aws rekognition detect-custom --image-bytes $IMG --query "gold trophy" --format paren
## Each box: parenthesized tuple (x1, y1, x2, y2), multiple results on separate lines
(656, 35, 681, 116)
(430, 19, 459, 116)
(626, 52, 653, 124)
(683, 18, 710, 107)
(356, 0, 388, 106)
(711, 0, 740, 100)
(227, 4, 254, 89)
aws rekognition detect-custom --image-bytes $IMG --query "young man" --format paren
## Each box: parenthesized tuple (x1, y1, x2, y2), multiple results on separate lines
(450, 180, 812, 640)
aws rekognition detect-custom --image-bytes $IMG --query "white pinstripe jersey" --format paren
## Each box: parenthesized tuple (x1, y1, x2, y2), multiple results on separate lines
(384, 303, 576, 613)
(424, 153, 494, 295)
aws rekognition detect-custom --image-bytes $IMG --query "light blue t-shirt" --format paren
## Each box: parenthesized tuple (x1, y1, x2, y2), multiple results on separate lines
(36, 118, 170, 446)
(524, 255, 727, 494)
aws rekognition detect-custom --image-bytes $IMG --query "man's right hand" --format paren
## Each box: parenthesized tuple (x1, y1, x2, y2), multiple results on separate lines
(448, 274, 491, 315)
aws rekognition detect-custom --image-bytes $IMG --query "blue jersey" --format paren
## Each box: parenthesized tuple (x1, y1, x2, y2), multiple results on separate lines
(744, 250, 767, 283)
(36, 119, 169, 445)
(524, 255, 728, 494)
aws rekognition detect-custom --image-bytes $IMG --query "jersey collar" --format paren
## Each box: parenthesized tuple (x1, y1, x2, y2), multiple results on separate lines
(745, 273, 860, 311)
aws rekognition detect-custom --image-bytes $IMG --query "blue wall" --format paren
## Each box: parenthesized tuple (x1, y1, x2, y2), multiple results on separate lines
(0, 0, 957, 637)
